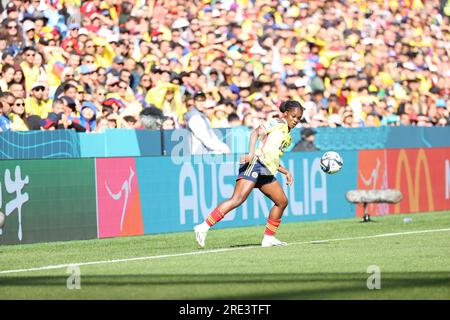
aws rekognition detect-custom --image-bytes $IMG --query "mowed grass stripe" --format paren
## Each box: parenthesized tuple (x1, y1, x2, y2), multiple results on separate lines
(0, 211, 449, 299)
(2, 211, 448, 271)
(1, 227, 449, 275)
(1, 229, 449, 299)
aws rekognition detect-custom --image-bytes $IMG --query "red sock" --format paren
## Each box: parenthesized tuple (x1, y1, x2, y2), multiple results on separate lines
(206, 207, 225, 227)
(264, 218, 281, 236)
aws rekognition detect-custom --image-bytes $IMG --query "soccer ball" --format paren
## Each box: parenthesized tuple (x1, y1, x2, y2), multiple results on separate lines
(320, 151, 343, 174)
(0, 211, 5, 228)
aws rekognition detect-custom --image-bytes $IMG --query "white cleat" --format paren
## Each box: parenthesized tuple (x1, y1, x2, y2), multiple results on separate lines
(261, 235, 287, 247)
(194, 224, 209, 247)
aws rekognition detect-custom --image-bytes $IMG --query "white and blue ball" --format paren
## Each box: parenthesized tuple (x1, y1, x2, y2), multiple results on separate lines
(320, 151, 343, 174)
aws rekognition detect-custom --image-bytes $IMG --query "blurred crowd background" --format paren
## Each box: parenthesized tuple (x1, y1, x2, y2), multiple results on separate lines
(0, 0, 449, 133)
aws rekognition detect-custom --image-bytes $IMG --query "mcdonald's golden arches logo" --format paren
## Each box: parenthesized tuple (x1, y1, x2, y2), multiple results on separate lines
(394, 149, 434, 213)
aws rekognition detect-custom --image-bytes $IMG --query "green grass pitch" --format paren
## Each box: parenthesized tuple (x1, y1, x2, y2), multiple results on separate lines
(0, 211, 449, 299)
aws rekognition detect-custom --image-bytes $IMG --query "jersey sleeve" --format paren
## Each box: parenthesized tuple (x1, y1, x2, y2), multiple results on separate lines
(260, 119, 283, 134)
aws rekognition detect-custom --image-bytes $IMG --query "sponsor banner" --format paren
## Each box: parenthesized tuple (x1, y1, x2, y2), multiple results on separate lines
(389, 148, 450, 214)
(96, 158, 144, 238)
(0, 159, 97, 245)
(0, 130, 81, 159)
(136, 151, 358, 234)
(1, 127, 450, 161)
(357, 149, 391, 217)
(357, 148, 450, 216)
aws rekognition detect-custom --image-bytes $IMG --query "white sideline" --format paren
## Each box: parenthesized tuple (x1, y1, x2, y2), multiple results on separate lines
(1, 227, 450, 275)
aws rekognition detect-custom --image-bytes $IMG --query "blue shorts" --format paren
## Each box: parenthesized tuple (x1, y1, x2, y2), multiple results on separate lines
(237, 157, 276, 188)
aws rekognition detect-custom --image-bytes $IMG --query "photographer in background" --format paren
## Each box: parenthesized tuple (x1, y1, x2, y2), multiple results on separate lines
(292, 128, 319, 152)
(184, 91, 230, 155)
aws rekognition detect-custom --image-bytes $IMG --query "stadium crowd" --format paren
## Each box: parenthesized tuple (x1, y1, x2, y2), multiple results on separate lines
(0, 0, 449, 133)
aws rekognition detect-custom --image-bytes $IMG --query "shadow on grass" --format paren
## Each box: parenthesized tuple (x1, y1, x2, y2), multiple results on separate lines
(228, 243, 260, 248)
(1, 272, 449, 299)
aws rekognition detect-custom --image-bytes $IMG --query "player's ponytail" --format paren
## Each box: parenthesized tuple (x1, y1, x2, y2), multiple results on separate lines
(280, 100, 303, 113)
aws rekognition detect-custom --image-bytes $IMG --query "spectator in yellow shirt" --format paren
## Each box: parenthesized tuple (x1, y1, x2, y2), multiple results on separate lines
(19, 47, 40, 93)
(9, 98, 29, 131)
(25, 82, 52, 119)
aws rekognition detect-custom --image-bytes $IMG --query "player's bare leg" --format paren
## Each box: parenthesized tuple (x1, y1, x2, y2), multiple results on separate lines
(258, 180, 289, 247)
(216, 178, 255, 214)
(194, 179, 255, 247)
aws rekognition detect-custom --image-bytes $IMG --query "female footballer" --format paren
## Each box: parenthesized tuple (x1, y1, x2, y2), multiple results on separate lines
(194, 100, 304, 247)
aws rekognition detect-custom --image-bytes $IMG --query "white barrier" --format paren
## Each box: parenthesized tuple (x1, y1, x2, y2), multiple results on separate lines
(346, 189, 403, 222)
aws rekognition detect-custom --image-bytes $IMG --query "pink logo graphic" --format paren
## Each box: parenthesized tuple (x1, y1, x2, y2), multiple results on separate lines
(96, 158, 143, 238)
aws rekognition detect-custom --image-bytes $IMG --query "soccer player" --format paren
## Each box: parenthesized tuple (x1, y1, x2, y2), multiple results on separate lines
(194, 100, 304, 247)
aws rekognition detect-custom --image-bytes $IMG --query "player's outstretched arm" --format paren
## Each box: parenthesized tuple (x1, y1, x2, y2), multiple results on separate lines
(278, 165, 293, 185)
(240, 125, 265, 163)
